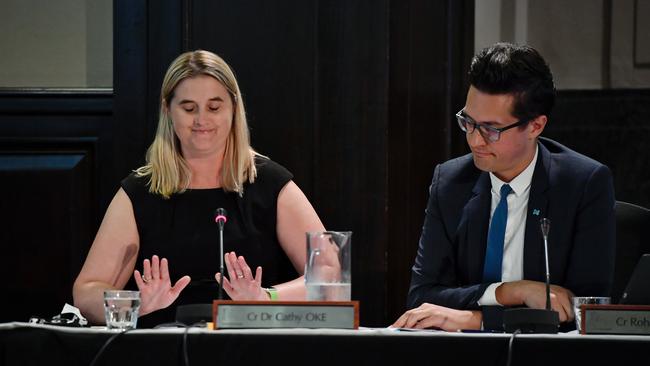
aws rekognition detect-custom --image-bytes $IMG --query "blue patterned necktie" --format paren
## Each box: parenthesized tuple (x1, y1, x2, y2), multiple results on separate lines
(483, 184, 513, 283)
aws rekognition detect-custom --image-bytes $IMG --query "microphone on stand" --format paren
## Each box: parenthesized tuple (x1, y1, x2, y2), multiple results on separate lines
(540, 218, 552, 311)
(174, 208, 228, 325)
(214, 208, 228, 300)
(503, 218, 560, 333)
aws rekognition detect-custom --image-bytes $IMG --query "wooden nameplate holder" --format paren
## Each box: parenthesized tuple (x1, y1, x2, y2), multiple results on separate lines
(581, 304, 650, 335)
(212, 300, 359, 330)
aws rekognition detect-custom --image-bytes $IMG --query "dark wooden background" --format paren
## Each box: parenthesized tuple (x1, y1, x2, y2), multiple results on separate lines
(1, 0, 648, 327)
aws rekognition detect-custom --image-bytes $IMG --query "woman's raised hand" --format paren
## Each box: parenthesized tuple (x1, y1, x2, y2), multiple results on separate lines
(215, 251, 267, 301)
(133, 255, 191, 316)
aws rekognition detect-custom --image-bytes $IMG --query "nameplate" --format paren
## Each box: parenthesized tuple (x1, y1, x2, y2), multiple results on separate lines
(582, 304, 650, 335)
(212, 300, 359, 329)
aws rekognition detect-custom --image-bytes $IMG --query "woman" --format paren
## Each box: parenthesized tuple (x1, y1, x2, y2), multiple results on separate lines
(73, 50, 324, 326)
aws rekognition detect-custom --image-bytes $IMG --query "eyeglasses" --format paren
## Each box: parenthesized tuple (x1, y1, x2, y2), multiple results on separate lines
(455, 109, 530, 142)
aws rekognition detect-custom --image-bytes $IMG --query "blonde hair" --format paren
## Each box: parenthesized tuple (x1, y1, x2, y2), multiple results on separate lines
(135, 50, 257, 198)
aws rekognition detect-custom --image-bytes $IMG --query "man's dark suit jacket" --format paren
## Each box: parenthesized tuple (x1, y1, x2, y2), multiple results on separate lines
(407, 137, 616, 320)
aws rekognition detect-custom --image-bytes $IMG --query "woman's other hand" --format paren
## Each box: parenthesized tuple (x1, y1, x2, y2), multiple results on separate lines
(215, 251, 267, 301)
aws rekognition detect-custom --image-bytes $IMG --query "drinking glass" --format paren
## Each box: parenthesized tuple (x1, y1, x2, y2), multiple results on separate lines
(104, 290, 141, 330)
(573, 296, 610, 332)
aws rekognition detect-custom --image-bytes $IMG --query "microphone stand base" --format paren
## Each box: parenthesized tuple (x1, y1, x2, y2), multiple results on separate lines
(503, 308, 560, 334)
(175, 303, 213, 326)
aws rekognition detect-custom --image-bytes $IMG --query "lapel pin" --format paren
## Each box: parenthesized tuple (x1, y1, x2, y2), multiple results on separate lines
(532, 209, 541, 216)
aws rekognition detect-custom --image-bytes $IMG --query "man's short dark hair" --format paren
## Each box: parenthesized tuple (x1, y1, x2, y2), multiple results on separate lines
(469, 42, 555, 121)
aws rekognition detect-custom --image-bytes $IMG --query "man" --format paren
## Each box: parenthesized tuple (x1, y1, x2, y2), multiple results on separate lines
(392, 43, 615, 331)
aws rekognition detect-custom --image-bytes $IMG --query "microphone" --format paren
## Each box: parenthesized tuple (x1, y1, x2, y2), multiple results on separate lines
(214, 208, 227, 300)
(215, 208, 227, 229)
(502, 217, 560, 333)
(540, 218, 552, 311)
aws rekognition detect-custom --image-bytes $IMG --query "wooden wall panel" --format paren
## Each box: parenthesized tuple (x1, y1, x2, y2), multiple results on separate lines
(0, 140, 96, 322)
(386, 0, 474, 324)
(189, 0, 317, 195)
(312, 0, 390, 325)
(547, 90, 650, 208)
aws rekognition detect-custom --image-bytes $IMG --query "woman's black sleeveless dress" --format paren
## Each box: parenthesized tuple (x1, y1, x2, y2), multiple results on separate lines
(121, 157, 298, 327)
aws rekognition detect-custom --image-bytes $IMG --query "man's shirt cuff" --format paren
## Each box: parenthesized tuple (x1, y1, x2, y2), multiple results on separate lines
(477, 282, 503, 306)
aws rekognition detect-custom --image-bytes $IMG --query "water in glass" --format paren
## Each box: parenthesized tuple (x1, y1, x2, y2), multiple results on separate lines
(104, 291, 140, 330)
